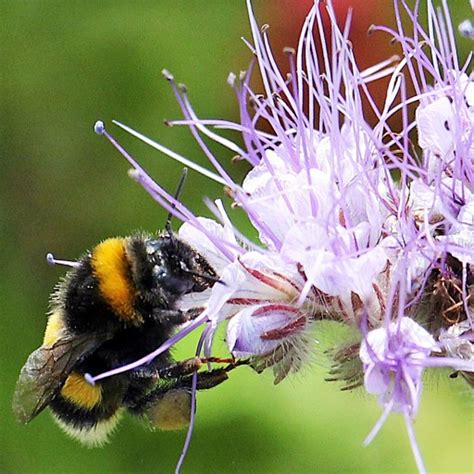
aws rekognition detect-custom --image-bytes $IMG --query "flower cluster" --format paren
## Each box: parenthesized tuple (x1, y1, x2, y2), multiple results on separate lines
(92, 1, 473, 472)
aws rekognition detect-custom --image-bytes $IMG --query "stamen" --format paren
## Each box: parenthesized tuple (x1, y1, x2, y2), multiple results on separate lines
(46, 253, 80, 268)
(364, 397, 394, 446)
(404, 410, 427, 474)
(112, 120, 228, 186)
(93, 120, 142, 171)
(175, 320, 211, 473)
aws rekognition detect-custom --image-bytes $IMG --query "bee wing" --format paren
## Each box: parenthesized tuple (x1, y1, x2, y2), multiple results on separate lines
(13, 331, 109, 424)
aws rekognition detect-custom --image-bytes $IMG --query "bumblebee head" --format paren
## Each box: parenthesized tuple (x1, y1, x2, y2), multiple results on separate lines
(145, 235, 199, 296)
(128, 234, 217, 305)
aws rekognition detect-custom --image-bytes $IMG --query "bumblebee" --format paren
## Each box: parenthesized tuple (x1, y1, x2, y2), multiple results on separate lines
(13, 231, 234, 446)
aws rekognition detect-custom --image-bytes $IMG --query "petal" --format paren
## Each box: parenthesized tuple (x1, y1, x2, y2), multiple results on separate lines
(360, 326, 388, 363)
(207, 252, 302, 323)
(363, 363, 388, 395)
(227, 305, 301, 356)
(397, 317, 439, 352)
(416, 97, 455, 158)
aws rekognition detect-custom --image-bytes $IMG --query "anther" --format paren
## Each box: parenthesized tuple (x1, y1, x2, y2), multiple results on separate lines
(162, 69, 174, 81)
(94, 120, 105, 135)
(459, 20, 474, 40)
(84, 373, 96, 386)
(227, 72, 237, 87)
(224, 186, 238, 203)
(127, 168, 141, 181)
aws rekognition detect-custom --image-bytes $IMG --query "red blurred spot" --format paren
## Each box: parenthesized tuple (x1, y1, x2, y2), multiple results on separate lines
(253, 0, 399, 126)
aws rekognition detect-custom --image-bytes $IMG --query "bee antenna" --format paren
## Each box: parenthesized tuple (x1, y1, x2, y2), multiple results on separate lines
(181, 268, 226, 286)
(46, 252, 80, 268)
(166, 168, 188, 235)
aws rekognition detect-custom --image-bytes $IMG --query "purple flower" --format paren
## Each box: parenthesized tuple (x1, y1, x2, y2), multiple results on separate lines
(110, 0, 400, 385)
(360, 317, 439, 416)
(177, 0, 400, 376)
(89, 0, 473, 472)
(207, 252, 315, 383)
(360, 315, 472, 474)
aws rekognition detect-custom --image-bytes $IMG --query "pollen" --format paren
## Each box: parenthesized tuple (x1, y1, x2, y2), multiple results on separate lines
(91, 238, 137, 321)
(61, 372, 103, 409)
(146, 390, 191, 431)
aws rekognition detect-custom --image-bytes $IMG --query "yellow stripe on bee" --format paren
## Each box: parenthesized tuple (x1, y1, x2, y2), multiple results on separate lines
(43, 309, 65, 347)
(91, 238, 137, 321)
(61, 372, 103, 409)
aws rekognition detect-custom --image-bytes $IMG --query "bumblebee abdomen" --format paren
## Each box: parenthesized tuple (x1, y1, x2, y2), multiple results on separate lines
(60, 372, 103, 409)
(50, 373, 126, 447)
(51, 407, 124, 447)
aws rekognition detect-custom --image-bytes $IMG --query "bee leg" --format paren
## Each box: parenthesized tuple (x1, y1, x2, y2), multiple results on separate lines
(132, 356, 249, 380)
(197, 357, 251, 388)
(160, 358, 251, 391)
(155, 357, 204, 378)
(125, 368, 229, 415)
(194, 368, 229, 390)
(130, 356, 204, 381)
(127, 360, 250, 414)
(125, 370, 231, 430)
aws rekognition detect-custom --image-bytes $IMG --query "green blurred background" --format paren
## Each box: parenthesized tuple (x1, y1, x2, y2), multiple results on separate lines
(1, 1, 472, 473)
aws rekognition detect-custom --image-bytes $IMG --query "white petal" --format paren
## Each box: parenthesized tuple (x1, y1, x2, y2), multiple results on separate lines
(363, 364, 388, 395)
(360, 326, 388, 363)
(396, 317, 438, 352)
(416, 97, 455, 157)
(226, 305, 295, 356)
